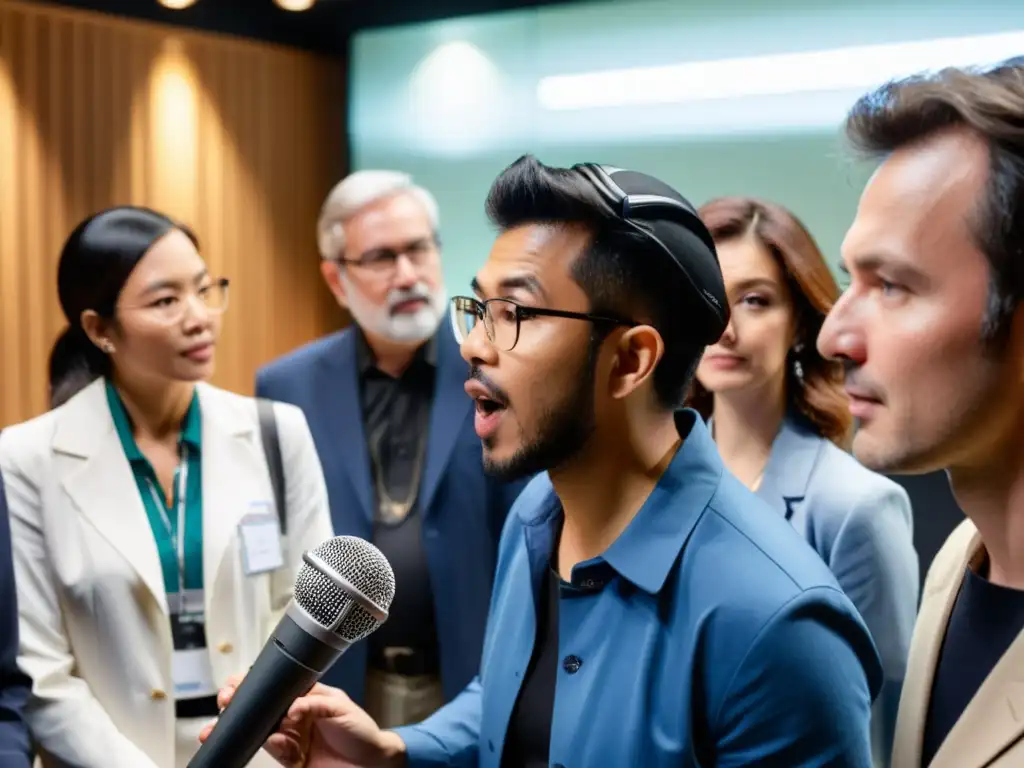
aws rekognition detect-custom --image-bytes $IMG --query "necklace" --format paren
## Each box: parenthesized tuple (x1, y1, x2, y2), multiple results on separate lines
(749, 465, 767, 492)
(369, 408, 429, 526)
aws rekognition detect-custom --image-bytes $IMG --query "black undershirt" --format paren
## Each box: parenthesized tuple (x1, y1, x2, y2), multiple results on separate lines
(502, 564, 561, 767)
(356, 331, 439, 673)
(921, 564, 1024, 766)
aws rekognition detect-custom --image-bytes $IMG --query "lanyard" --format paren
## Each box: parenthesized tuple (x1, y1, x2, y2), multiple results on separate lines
(146, 444, 190, 596)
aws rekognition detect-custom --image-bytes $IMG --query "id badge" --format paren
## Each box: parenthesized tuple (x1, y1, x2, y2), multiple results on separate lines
(239, 502, 285, 576)
(169, 589, 216, 700)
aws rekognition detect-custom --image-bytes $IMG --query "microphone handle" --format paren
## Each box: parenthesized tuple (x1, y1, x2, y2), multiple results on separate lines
(187, 613, 344, 768)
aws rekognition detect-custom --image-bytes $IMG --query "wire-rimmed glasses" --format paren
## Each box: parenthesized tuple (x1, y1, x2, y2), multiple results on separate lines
(121, 277, 230, 325)
(334, 237, 439, 277)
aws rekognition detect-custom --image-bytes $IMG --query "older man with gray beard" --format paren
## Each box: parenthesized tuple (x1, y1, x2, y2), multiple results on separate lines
(255, 171, 529, 727)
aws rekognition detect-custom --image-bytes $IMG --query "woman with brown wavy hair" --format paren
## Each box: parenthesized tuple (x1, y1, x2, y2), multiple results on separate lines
(689, 197, 919, 765)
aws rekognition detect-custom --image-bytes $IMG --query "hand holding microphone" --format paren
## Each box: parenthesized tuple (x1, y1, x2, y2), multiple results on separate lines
(189, 535, 403, 768)
(201, 677, 406, 768)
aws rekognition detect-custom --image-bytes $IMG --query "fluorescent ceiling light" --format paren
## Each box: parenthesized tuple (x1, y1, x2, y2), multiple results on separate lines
(274, 0, 316, 10)
(159, 0, 197, 8)
(538, 30, 1024, 111)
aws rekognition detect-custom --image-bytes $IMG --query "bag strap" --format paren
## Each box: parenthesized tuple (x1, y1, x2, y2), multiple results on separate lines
(256, 398, 287, 536)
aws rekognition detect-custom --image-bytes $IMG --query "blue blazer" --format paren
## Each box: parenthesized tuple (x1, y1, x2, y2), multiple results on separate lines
(396, 412, 882, 767)
(255, 324, 528, 704)
(755, 414, 919, 764)
(0, 472, 32, 767)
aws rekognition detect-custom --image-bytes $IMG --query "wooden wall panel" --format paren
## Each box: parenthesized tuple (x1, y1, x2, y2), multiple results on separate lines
(0, 0, 346, 426)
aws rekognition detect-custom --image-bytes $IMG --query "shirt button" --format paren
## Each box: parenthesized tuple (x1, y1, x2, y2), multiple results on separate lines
(150, 688, 167, 700)
(218, 642, 234, 654)
(562, 655, 582, 674)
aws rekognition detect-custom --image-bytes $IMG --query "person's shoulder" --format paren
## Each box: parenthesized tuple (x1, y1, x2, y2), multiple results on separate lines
(0, 381, 102, 468)
(697, 473, 844, 596)
(811, 438, 910, 511)
(0, 409, 57, 467)
(684, 475, 879, 684)
(198, 384, 310, 434)
(258, 329, 352, 380)
(923, 517, 978, 592)
(680, 474, 858, 630)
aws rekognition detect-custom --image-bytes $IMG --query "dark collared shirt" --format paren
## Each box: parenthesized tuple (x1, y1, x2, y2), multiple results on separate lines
(355, 329, 440, 671)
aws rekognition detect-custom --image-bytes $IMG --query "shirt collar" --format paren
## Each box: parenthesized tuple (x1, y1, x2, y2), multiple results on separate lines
(354, 325, 437, 376)
(518, 409, 724, 595)
(179, 391, 202, 448)
(105, 379, 202, 461)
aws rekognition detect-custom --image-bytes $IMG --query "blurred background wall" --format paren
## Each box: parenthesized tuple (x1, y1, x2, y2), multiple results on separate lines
(349, 0, 1023, 294)
(0, 0, 345, 423)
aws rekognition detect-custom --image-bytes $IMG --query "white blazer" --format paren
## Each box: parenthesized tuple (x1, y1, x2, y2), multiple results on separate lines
(0, 378, 335, 768)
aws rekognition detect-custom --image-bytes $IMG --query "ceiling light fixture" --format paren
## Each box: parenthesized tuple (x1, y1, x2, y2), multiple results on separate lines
(274, 0, 316, 10)
(158, 0, 197, 8)
(537, 29, 1024, 111)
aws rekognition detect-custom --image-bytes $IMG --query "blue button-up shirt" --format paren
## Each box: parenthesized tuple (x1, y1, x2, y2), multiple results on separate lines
(396, 411, 882, 767)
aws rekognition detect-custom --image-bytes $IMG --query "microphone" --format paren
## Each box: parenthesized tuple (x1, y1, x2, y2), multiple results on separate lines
(187, 535, 396, 768)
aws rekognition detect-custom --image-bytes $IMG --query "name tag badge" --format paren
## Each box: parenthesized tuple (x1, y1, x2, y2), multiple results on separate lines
(170, 589, 216, 700)
(172, 646, 217, 700)
(239, 502, 285, 576)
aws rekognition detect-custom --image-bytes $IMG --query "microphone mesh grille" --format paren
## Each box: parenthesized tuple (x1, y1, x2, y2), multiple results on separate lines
(293, 536, 396, 643)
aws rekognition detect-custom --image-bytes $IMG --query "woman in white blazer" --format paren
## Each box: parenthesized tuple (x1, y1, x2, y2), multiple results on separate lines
(0, 206, 334, 768)
(686, 197, 920, 766)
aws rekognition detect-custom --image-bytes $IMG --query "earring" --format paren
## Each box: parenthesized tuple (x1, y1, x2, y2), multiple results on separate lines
(791, 342, 805, 383)
(101, 340, 115, 354)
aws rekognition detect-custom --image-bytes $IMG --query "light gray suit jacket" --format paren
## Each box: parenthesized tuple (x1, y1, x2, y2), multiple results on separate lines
(756, 414, 919, 766)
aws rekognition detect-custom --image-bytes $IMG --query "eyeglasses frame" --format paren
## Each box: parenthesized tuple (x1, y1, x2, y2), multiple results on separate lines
(451, 295, 637, 351)
(118, 276, 230, 325)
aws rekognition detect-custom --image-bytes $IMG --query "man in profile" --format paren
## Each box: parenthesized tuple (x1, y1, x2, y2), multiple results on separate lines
(817, 58, 1024, 767)
(0, 473, 32, 768)
(211, 156, 882, 766)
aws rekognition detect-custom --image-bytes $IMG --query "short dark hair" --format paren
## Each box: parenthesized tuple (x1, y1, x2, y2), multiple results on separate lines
(485, 155, 706, 410)
(845, 58, 1024, 343)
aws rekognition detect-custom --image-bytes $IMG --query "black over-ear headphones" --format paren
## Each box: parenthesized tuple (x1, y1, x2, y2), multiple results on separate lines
(573, 162, 728, 344)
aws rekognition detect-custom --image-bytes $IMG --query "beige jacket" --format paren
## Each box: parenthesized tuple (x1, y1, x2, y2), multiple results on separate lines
(892, 519, 1024, 767)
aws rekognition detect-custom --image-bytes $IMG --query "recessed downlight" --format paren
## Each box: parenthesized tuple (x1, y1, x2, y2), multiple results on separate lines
(274, 0, 316, 10)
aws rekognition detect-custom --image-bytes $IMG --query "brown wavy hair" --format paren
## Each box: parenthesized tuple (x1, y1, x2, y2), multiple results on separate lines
(685, 197, 852, 446)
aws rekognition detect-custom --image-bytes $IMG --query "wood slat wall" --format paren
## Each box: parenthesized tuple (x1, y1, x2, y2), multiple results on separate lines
(0, 0, 346, 427)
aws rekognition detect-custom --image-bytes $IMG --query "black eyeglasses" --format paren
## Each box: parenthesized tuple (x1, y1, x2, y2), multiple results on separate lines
(450, 295, 636, 352)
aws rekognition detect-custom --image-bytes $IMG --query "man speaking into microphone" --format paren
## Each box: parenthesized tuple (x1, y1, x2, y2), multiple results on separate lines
(203, 156, 881, 766)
